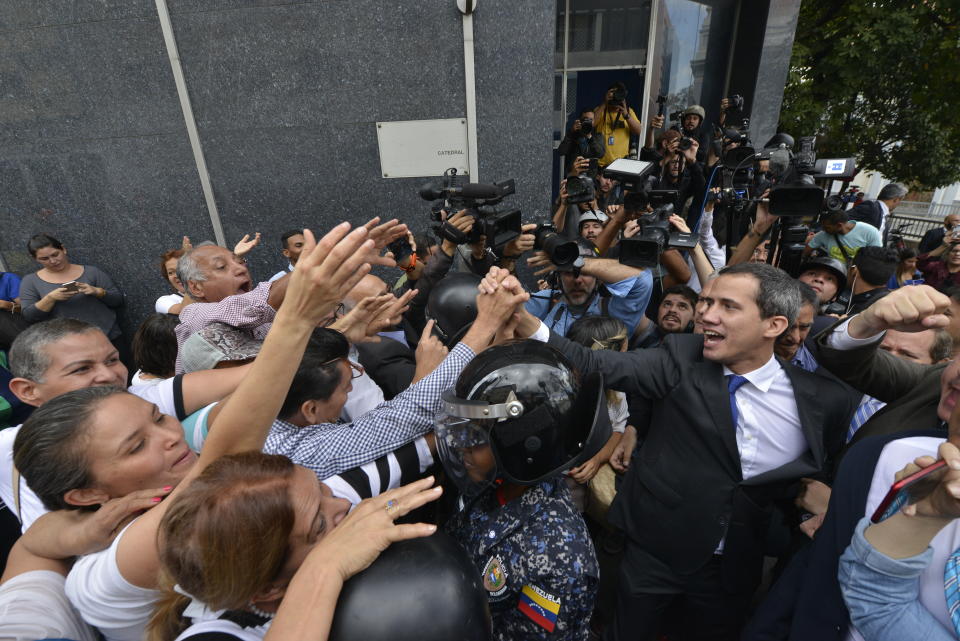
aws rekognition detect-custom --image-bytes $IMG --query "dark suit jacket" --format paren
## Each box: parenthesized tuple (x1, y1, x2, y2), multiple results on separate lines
(813, 330, 945, 447)
(743, 429, 943, 641)
(354, 337, 416, 400)
(919, 226, 947, 254)
(546, 332, 856, 593)
(847, 200, 884, 232)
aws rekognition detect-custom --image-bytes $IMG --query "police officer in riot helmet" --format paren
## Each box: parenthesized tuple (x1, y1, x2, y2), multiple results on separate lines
(427, 272, 482, 347)
(437, 340, 610, 640)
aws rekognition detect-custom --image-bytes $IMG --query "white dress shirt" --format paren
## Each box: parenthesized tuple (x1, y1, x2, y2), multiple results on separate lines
(723, 354, 805, 480)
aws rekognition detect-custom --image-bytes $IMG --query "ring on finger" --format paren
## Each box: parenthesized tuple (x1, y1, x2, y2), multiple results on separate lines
(385, 499, 400, 516)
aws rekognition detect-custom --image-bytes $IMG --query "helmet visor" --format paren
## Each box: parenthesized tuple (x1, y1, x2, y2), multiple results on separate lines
(435, 408, 499, 497)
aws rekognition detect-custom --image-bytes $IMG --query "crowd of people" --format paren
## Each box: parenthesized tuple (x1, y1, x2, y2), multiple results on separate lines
(0, 82, 959, 641)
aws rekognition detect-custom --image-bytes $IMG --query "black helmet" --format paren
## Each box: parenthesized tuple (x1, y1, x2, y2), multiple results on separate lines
(798, 256, 848, 292)
(329, 532, 492, 641)
(426, 273, 481, 347)
(435, 340, 611, 497)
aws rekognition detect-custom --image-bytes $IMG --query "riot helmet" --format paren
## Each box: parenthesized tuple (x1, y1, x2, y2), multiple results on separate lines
(435, 340, 611, 497)
(329, 532, 492, 641)
(426, 272, 481, 347)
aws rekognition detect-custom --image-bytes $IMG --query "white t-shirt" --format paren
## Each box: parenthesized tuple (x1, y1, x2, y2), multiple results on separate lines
(340, 349, 384, 422)
(155, 293, 184, 314)
(0, 569, 99, 641)
(64, 521, 159, 641)
(0, 376, 184, 532)
(847, 436, 960, 641)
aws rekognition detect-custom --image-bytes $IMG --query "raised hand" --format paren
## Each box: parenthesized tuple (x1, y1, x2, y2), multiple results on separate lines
(233, 232, 262, 257)
(281, 225, 390, 326)
(503, 223, 537, 258)
(365, 218, 409, 252)
(321, 477, 443, 582)
(413, 320, 449, 382)
(849, 284, 952, 338)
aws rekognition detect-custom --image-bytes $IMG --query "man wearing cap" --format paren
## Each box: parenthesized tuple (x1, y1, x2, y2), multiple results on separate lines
(577, 210, 608, 243)
(525, 240, 652, 338)
(671, 104, 711, 163)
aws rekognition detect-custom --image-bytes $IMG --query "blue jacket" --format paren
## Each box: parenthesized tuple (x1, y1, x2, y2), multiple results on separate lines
(524, 271, 652, 338)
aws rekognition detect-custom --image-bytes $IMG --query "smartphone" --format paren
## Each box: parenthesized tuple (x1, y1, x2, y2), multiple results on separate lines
(588, 158, 599, 175)
(61, 281, 80, 293)
(870, 459, 947, 523)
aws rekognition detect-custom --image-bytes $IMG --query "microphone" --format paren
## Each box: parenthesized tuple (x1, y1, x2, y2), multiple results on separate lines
(455, 183, 503, 199)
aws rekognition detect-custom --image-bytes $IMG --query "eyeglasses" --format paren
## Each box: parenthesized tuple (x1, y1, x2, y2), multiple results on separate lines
(320, 357, 364, 379)
(321, 303, 346, 328)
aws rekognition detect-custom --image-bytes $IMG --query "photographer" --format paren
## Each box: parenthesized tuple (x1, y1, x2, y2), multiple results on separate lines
(919, 236, 960, 290)
(670, 104, 711, 163)
(593, 82, 642, 168)
(525, 240, 652, 337)
(648, 131, 707, 219)
(919, 214, 960, 254)
(557, 109, 605, 175)
(407, 210, 534, 333)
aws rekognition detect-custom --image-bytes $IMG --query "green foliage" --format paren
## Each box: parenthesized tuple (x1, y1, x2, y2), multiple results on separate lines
(780, 0, 960, 188)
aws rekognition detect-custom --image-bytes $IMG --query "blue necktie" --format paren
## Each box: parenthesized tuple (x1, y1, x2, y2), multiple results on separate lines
(727, 375, 749, 427)
(846, 395, 886, 443)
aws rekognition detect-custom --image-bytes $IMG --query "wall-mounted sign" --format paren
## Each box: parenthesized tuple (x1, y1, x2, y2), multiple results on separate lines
(376, 118, 470, 178)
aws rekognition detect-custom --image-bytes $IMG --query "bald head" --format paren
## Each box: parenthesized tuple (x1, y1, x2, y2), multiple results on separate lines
(344, 275, 390, 310)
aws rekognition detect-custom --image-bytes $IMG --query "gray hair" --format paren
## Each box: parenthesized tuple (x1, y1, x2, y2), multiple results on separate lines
(175, 241, 218, 287)
(878, 183, 908, 201)
(931, 329, 954, 363)
(718, 262, 801, 325)
(9, 318, 102, 382)
(13, 386, 126, 511)
(797, 281, 820, 311)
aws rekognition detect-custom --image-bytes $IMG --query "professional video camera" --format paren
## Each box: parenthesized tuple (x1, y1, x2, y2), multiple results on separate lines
(420, 168, 521, 255)
(618, 202, 697, 269)
(767, 136, 857, 218)
(533, 223, 582, 271)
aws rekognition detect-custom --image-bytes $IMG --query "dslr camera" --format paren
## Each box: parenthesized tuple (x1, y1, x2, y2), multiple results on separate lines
(533, 223, 582, 271)
(618, 200, 697, 269)
(420, 168, 521, 255)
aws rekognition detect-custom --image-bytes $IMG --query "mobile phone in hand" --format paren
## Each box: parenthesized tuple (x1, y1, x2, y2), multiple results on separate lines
(870, 459, 947, 523)
(61, 281, 80, 293)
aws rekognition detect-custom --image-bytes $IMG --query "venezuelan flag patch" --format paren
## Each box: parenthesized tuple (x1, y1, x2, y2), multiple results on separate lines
(518, 583, 561, 632)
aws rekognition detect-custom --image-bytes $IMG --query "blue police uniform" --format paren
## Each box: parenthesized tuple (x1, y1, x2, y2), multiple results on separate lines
(446, 477, 599, 640)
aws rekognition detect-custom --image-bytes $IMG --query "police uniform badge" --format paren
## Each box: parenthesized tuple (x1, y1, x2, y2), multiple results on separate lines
(481, 555, 508, 598)
(518, 583, 561, 632)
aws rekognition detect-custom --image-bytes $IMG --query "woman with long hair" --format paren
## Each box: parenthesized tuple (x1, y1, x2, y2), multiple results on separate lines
(12, 224, 400, 641)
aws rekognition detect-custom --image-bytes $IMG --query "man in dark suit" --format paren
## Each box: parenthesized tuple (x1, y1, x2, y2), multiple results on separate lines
(495, 262, 856, 641)
(918, 213, 960, 254)
(745, 284, 955, 640)
(847, 182, 908, 238)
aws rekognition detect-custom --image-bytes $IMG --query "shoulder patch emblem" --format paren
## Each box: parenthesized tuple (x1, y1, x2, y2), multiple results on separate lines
(518, 583, 561, 632)
(482, 555, 508, 597)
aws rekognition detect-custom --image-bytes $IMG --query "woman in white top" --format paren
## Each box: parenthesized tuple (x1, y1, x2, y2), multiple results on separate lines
(155, 248, 190, 315)
(148, 452, 440, 641)
(12, 224, 404, 641)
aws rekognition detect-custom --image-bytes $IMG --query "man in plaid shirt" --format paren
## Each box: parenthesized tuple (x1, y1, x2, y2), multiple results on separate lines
(173, 219, 407, 373)
(263, 289, 525, 480)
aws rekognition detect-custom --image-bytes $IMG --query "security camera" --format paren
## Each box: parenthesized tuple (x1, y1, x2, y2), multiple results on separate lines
(456, 0, 477, 15)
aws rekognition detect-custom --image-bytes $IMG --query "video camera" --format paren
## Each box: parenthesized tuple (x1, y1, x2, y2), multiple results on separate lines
(420, 168, 521, 255)
(767, 136, 857, 217)
(618, 202, 697, 269)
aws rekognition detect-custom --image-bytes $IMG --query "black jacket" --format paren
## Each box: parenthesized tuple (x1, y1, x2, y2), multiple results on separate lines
(919, 226, 947, 254)
(545, 331, 856, 593)
(354, 337, 416, 401)
(847, 200, 884, 233)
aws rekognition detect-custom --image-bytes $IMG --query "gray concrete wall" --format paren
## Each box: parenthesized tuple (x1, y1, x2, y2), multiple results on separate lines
(0, 0, 555, 331)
